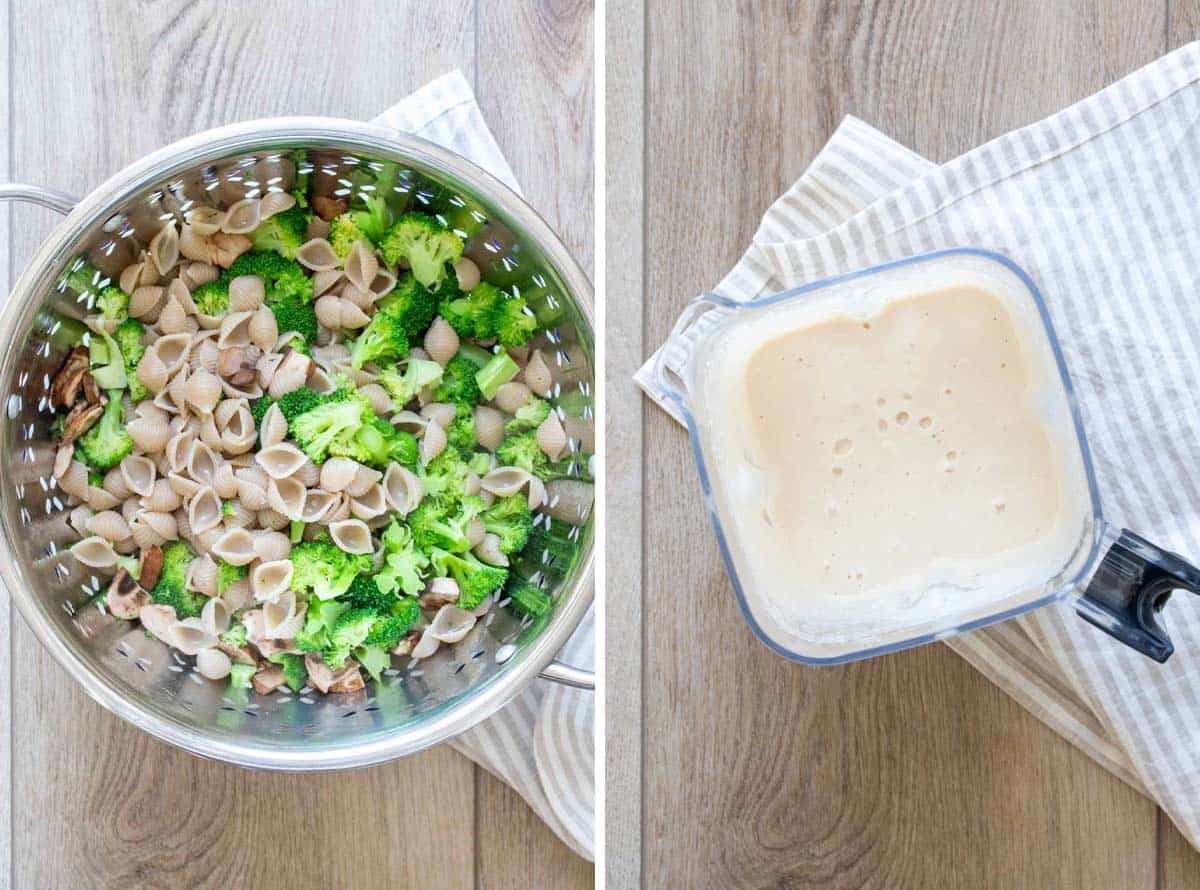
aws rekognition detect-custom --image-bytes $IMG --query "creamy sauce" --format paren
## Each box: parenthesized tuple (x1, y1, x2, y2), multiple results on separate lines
(694, 261, 1091, 653)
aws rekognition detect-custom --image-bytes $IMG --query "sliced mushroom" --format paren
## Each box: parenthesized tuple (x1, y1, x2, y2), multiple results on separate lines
(61, 399, 105, 445)
(420, 577, 460, 611)
(329, 664, 365, 694)
(312, 195, 348, 222)
(252, 665, 288, 695)
(106, 568, 150, 619)
(138, 544, 164, 590)
(304, 653, 336, 693)
(51, 346, 90, 408)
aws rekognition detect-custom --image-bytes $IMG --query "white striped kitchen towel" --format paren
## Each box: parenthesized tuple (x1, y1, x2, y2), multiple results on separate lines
(636, 41, 1200, 848)
(377, 71, 594, 861)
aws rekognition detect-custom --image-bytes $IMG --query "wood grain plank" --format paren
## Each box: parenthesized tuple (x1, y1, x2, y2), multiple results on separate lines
(641, 1, 1164, 886)
(474, 0, 595, 880)
(7, 3, 479, 889)
(603, 0, 645, 885)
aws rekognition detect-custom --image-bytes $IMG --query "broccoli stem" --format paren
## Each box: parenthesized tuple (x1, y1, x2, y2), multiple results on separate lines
(476, 352, 520, 400)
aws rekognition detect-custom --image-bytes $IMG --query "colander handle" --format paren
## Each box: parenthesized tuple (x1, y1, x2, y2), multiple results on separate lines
(540, 660, 594, 689)
(0, 183, 77, 214)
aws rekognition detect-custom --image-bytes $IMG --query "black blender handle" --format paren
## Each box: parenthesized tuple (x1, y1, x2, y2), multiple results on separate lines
(1077, 529, 1200, 663)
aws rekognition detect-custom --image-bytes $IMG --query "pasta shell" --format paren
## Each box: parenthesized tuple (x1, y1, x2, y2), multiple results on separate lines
(319, 457, 358, 492)
(127, 514, 164, 550)
(494, 381, 533, 414)
(338, 300, 371, 330)
(267, 350, 310, 398)
(382, 464, 423, 517)
(220, 376, 263, 401)
(196, 648, 232, 680)
(86, 510, 130, 543)
(140, 604, 178, 641)
(349, 484, 387, 520)
(119, 261, 144, 296)
(166, 618, 217, 656)
(312, 269, 343, 297)
(102, 467, 131, 501)
(248, 305, 278, 351)
(129, 284, 165, 322)
(314, 295, 342, 330)
(536, 411, 569, 460)
(474, 533, 509, 567)
(201, 597, 233, 636)
(256, 443, 307, 480)
(420, 402, 456, 429)
(302, 489, 337, 523)
(120, 454, 157, 497)
(145, 478, 182, 513)
(343, 241, 379, 292)
(369, 268, 396, 298)
(180, 261, 219, 290)
(168, 471, 201, 500)
(453, 257, 481, 291)
(411, 628, 440, 659)
(165, 431, 195, 474)
(209, 232, 252, 268)
(67, 505, 93, 538)
(424, 318, 460, 365)
(188, 442, 219, 487)
(136, 349, 169, 395)
(341, 285, 375, 312)
(178, 224, 212, 263)
(429, 605, 476, 644)
(329, 519, 372, 555)
(524, 349, 553, 397)
(53, 445, 76, 482)
(149, 333, 193, 376)
(70, 536, 120, 569)
(324, 492, 353, 524)
(228, 274, 265, 312)
(295, 238, 340, 272)
(185, 369, 222, 414)
(263, 591, 304, 640)
(128, 412, 171, 455)
(186, 206, 226, 237)
(544, 479, 594, 526)
(258, 403, 288, 449)
(346, 464, 382, 499)
(157, 293, 188, 335)
(167, 365, 191, 416)
(121, 496, 141, 524)
(294, 459, 319, 488)
(474, 405, 505, 452)
(420, 420, 447, 462)
(255, 350, 283, 390)
(251, 560, 294, 603)
(58, 459, 89, 498)
(188, 339, 219, 376)
(217, 311, 254, 349)
(213, 461, 239, 500)
(481, 466, 546, 510)
(259, 190, 295, 218)
(466, 517, 486, 549)
(391, 411, 426, 435)
(257, 508, 290, 531)
(187, 486, 223, 535)
(149, 223, 180, 275)
(221, 197, 261, 235)
(193, 526, 222, 557)
(253, 530, 292, 563)
(88, 487, 121, 511)
(355, 382, 392, 416)
(235, 477, 267, 512)
(211, 527, 255, 566)
(267, 477, 306, 521)
(220, 407, 256, 455)
(306, 366, 336, 394)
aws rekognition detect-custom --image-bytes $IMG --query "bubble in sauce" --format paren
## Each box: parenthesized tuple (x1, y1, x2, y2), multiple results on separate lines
(833, 438, 854, 457)
(918, 416, 933, 430)
(895, 411, 910, 426)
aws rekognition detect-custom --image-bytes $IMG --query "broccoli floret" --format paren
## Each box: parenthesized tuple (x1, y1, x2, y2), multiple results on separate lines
(432, 354, 483, 406)
(418, 451, 471, 501)
(364, 598, 420, 648)
(150, 541, 205, 619)
(290, 520, 306, 544)
(388, 428, 420, 469)
(268, 652, 308, 692)
(482, 494, 533, 554)
(249, 205, 308, 259)
(407, 499, 471, 555)
(492, 292, 538, 347)
(431, 548, 507, 610)
(376, 521, 430, 596)
(380, 213, 463, 287)
(271, 296, 319, 344)
(475, 351, 520, 400)
(343, 574, 396, 612)
(290, 540, 372, 601)
(220, 622, 249, 649)
(324, 607, 376, 668)
(351, 195, 391, 245)
(349, 311, 409, 369)
(505, 397, 551, 433)
(505, 577, 552, 619)
(495, 431, 549, 478)
(88, 332, 128, 391)
(97, 286, 129, 322)
(192, 276, 230, 316)
(113, 319, 147, 401)
(447, 403, 476, 458)
(438, 281, 502, 340)
(356, 645, 392, 682)
(275, 387, 324, 421)
(76, 393, 133, 471)
(290, 399, 370, 463)
(468, 451, 494, 477)
(217, 560, 247, 595)
(58, 258, 112, 304)
(375, 273, 440, 339)
(250, 395, 275, 430)
(516, 519, 583, 584)
(378, 359, 443, 408)
(295, 598, 348, 652)
(229, 251, 313, 305)
(229, 663, 255, 691)
(291, 149, 311, 208)
(333, 416, 417, 471)
(329, 215, 369, 259)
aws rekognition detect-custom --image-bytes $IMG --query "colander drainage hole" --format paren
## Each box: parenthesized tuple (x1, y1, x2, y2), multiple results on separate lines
(341, 711, 357, 719)
(364, 706, 379, 713)
(454, 663, 465, 675)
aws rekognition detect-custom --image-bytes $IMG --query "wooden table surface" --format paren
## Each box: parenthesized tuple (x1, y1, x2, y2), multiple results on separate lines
(0, 3, 593, 888)
(607, 1, 1200, 887)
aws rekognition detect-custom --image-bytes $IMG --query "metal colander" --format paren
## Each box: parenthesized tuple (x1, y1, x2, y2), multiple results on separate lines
(0, 119, 594, 770)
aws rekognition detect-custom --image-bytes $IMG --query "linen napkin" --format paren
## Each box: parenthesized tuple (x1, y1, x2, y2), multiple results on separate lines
(376, 71, 594, 860)
(637, 41, 1200, 848)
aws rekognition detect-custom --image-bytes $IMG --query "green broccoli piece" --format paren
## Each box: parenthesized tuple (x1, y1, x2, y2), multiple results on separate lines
(515, 519, 583, 585)
(468, 451, 494, 477)
(430, 548, 507, 610)
(356, 645, 392, 682)
(192, 276, 231, 316)
(380, 213, 463, 287)
(495, 431, 550, 478)
(290, 520, 306, 544)
(418, 451, 471, 501)
(249, 205, 308, 259)
(329, 215, 369, 259)
(324, 607, 376, 668)
(376, 521, 430, 596)
(57, 258, 112, 304)
(504, 577, 553, 619)
(481, 494, 533, 554)
(447, 403, 476, 458)
(492, 292, 538, 347)
(267, 652, 308, 692)
(88, 332, 128, 391)
(229, 663, 256, 691)
(113, 319, 147, 401)
(378, 359, 443, 408)
(351, 195, 391, 245)
(229, 251, 313, 305)
(407, 499, 471, 556)
(220, 622, 249, 649)
(217, 560, 247, 595)
(49, 413, 66, 441)
(76, 393, 133, 471)
(388, 428, 420, 469)
(349, 311, 409, 369)
(250, 395, 275, 430)
(375, 272, 440, 339)
(505, 397, 551, 433)
(295, 598, 349, 652)
(475, 351, 520, 400)
(343, 574, 396, 612)
(290, 540, 372, 601)
(275, 387, 324, 421)
(432, 354, 483, 406)
(290, 398, 371, 463)
(364, 598, 420, 648)
(291, 150, 310, 208)
(97, 286, 129, 322)
(438, 281, 502, 340)
(149, 541, 205, 619)
(269, 295, 319, 345)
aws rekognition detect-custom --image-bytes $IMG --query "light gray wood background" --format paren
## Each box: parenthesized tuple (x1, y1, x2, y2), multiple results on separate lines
(0, 2, 593, 888)
(607, 1, 1200, 887)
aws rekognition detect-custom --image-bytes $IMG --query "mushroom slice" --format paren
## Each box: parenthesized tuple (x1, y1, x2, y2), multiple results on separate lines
(252, 665, 288, 694)
(329, 519, 373, 555)
(138, 544, 164, 590)
(429, 605, 476, 644)
(106, 568, 150, 619)
(329, 664, 365, 694)
(61, 400, 104, 444)
(70, 536, 120, 569)
(210, 527, 256, 566)
(256, 443, 308, 480)
(420, 577, 460, 611)
(51, 345, 90, 408)
(267, 476, 306, 521)
(251, 560, 294, 604)
(304, 653, 336, 693)
(382, 464, 423, 517)
(187, 486, 223, 535)
(119, 454, 157, 498)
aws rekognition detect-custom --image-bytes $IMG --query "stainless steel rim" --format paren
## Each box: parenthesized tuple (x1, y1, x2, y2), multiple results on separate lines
(0, 117, 595, 769)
